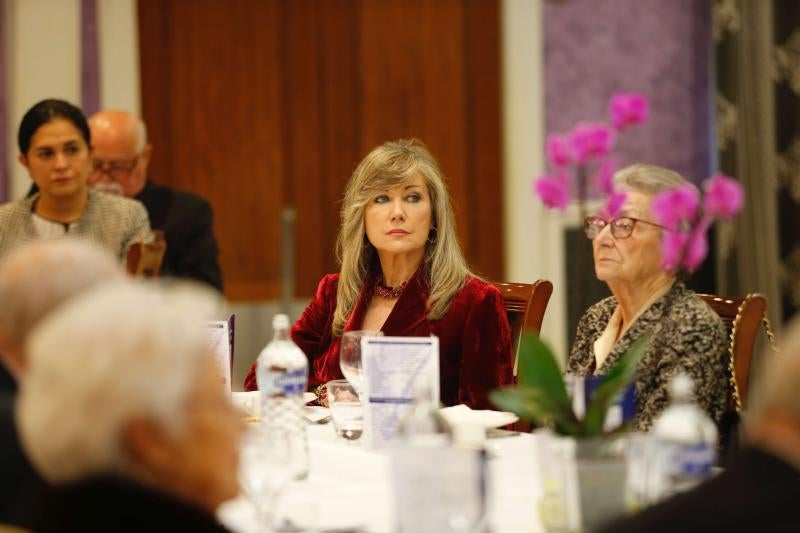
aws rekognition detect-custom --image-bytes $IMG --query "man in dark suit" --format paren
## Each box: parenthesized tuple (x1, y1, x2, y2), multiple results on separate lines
(601, 317, 800, 533)
(88, 110, 223, 291)
(0, 240, 123, 524)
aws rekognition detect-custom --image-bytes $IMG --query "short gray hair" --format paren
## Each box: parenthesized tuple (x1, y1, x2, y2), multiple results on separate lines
(0, 239, 122, 348)
(18, 281, 220, 483)
(614, 163, 697, 196)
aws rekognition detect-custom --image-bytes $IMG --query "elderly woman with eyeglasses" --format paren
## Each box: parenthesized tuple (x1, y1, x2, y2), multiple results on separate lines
(568, 164, 729, 431)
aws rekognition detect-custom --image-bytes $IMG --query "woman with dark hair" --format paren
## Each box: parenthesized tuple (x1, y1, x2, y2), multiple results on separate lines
(0, 99, 151, 261)
(244, 139, 513, 409)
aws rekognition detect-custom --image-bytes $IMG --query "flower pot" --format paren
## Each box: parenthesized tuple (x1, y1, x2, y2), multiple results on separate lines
(537, 431, 628, 532)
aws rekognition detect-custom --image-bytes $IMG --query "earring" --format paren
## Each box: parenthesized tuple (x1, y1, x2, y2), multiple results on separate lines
(427, 227, 438, 244)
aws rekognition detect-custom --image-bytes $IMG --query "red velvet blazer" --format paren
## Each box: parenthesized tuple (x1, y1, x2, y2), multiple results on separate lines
(243, 268, 513, 409)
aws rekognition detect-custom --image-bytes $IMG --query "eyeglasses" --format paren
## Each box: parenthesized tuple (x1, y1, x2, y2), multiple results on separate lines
(583, 216, 666, 240)
(91, 155, 139, 179)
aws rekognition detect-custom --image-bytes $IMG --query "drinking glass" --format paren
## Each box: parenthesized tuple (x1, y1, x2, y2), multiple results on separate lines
(339, 329, 382, 397)
(327, 379, 363, 441)
(238, 426, 295, 532)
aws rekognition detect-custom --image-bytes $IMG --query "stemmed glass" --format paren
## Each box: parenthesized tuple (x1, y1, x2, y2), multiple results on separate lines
(339, 330, 382, 398)
(238, 426, 295, 532)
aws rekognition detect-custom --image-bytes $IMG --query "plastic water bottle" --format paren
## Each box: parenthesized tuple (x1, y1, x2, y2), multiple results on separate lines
(648, 372, 717, 501)
(256, 314, 309, 479)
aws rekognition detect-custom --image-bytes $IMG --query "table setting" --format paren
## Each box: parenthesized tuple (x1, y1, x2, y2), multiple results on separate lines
(225, 328, 544, 533)
(219, 416, 544, 533)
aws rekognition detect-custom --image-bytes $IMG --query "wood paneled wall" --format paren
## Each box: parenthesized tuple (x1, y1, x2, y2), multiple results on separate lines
(138, 0, 503, 300)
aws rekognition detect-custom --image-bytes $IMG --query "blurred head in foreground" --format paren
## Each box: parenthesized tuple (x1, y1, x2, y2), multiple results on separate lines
(0, 238, 122, 379)
(18, 281, 243, 513)
(746, 315, 800, 465)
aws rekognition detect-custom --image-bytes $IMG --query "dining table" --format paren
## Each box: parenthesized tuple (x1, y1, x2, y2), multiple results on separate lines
(218, 422, 546, 533)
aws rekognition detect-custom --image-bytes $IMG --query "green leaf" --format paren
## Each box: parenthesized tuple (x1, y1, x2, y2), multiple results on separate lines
(490, 388, 581, 435)
(516, 331, 571, 407)
(581, 334, 650, 435)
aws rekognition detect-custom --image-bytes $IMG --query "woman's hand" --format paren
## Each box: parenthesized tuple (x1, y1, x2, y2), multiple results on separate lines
(314, 383, 329, 407)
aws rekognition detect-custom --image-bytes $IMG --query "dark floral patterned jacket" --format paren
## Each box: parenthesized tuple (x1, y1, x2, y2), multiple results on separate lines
(567, 282, 729, 431)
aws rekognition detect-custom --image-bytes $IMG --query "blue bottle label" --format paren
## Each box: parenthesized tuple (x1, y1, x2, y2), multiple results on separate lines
(263, 367, 307, 397)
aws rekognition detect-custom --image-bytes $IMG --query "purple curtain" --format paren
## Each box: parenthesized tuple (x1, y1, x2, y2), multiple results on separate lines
(81, 0, 101, 116)
(544, 0, 711, 184)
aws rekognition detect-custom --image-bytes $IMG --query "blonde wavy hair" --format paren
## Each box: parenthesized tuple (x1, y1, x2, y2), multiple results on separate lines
(332, 139, 472, 336)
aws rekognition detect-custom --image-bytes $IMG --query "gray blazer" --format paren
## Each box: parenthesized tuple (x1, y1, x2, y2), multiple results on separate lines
(567, 282, 729, 431)
(0, 189, 151, 261)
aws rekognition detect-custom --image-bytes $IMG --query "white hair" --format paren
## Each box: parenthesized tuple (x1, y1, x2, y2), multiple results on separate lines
(0, 238, 123, 347)
(17, 281, 221, 484)
(614, 163, 698, 196)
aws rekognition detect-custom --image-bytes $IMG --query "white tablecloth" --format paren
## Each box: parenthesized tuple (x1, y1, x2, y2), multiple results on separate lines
(218, 424, 545, 532)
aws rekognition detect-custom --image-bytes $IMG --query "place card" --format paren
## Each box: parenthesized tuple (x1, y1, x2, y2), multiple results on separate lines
(391, 446, 486, 533)
(566, 375, 635, 431)
(361, 336, 439, 447)
(206, 314, 235, 395)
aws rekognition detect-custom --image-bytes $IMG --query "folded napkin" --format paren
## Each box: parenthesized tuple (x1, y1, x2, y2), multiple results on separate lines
(232, 391, 261, 417)
(439, 404, 518, 429)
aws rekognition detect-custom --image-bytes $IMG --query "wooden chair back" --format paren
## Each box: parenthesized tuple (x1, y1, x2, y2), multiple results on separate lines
(491, 280, 554, 377)
(697, 292, 768, 411)
(126, 230, 167, 278)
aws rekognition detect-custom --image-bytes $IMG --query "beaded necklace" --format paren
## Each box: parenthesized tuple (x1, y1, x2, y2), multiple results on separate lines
(374, 279, 408, 299)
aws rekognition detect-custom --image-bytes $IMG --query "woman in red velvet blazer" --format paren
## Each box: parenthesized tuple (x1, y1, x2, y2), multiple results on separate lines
(244, 139, 512, 409)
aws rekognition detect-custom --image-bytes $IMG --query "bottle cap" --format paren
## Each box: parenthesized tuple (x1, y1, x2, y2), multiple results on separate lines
(273, 313, 290, 331)
(669, 372, 694, 400)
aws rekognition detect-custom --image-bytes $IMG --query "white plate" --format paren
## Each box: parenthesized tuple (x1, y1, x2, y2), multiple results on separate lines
(439, 404, 519, 429)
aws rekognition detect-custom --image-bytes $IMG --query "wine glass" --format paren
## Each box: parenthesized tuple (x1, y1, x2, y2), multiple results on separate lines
(238, 426, 295, 532)
(339, 330, 382, 397)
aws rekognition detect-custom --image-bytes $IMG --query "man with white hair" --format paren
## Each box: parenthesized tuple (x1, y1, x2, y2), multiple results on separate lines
(0, 239, 122, 523)
(88, 109, 223, 290)
(601, 317, 800, 532)
(16, 282, 242, 531)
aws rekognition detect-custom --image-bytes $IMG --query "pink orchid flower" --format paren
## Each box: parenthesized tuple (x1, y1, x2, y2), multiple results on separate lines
(660, 231, 689, 272)
(533, 176, 569, 212)
(594, 157, 617, 195)
(546, 134, 571, 168)
(682, 228, 708, 272)
(569, 122, 615, 164)
(704, 173, 744, 219)
(609, 93, 649, 130)
(650, 185, 700, 230)
(600, 191, 627, 219)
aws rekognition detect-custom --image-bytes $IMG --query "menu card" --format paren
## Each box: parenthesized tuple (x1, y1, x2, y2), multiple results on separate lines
(206, 314, 235, 395)
(361, 336, 439, 447)
(391, 446, 486, 533)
